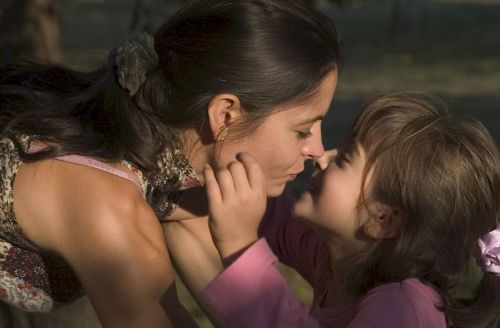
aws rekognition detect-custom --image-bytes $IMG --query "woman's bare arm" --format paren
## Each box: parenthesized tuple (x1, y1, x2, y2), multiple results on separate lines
(14, 159, 198, 327)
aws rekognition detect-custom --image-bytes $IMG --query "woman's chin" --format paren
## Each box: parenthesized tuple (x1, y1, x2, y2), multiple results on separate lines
(266, 182, 288, 197)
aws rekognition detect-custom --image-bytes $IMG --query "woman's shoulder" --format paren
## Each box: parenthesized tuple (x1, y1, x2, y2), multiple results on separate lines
(13, 147, 152, 252)
(352, 278, 446, 328)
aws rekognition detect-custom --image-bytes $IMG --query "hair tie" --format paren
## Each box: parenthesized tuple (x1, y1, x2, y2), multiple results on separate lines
(108, 32, 159, 96)
(476, 224, 500, 275)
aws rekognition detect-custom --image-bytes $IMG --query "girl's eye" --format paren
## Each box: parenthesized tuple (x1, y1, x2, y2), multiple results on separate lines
(334, 152, 350, 167)
(297, 130, 312, 139)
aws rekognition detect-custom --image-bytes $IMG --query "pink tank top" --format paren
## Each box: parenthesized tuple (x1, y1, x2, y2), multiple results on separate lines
(29, 144, 142, 191)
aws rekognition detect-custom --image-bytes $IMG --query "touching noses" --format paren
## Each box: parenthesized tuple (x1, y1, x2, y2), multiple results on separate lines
(314, 149, 337, 170)
(301, 124, 324, 159)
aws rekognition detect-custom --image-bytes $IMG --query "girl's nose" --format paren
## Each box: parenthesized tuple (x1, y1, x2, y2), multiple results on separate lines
(314, 149, 337, 170)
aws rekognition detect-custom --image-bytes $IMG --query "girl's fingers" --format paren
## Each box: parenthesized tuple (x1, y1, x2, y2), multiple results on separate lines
(215, 167, 235, 201)
(203, 164, 222, 205)
(228, 161, 250, 192)
(236, 153, 266, 190)
(205, 154, 264, 205)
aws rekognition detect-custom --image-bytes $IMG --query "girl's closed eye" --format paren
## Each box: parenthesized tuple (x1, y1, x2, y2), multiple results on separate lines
(334, 151, 350, 167)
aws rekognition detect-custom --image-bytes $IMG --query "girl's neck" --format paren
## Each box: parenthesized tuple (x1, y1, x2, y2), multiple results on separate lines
(322, 238, 366, 307)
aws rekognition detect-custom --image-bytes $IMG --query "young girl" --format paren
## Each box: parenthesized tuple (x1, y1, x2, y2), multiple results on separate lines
(200, 93, 500, 327)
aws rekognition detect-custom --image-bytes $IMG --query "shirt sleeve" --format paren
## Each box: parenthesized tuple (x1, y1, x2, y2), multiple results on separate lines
(347, 290, 419, 328)
(199, 238, 319, 328)
(346, 281, 446, 328)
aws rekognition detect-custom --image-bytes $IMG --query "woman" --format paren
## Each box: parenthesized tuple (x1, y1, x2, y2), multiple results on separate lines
(0, 0, 341, 326)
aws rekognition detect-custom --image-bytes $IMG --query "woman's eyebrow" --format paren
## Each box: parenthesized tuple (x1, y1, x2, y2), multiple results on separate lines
(297, 115, 324, 125)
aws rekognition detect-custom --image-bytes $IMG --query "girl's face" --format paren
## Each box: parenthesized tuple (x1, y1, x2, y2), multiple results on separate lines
(218, 71, 338, 196)
(293, 144, 372, 242)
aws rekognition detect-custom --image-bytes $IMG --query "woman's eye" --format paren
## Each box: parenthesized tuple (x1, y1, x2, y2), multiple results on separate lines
(297, 130, 312, 139)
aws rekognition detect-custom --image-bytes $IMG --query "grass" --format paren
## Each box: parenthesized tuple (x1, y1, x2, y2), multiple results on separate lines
(4, 0, 500, 327)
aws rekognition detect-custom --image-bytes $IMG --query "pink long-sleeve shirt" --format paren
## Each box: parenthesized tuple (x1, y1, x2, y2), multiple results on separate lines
(200, 195, 447, 327)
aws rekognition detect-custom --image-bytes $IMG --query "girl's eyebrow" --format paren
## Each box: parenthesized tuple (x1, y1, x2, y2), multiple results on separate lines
(338, 137, 360, 156)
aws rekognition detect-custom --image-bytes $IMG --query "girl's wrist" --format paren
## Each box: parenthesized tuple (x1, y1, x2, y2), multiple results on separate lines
(216, 237, 258, 267)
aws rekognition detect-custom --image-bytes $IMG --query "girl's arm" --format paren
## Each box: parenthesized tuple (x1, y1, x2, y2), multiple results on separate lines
(199, 154, 319, 327)
(259, 191, 326, 286)
(259, 149, 338, 285)
(199, 238, 319, 328)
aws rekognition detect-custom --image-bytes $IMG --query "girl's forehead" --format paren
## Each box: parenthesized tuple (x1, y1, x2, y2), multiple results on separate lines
(338, 137, 361, 155)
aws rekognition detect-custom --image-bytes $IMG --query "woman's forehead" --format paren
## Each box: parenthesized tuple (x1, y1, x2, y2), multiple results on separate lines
(276, 97, 329, 122)
(270, 71, 337, 121)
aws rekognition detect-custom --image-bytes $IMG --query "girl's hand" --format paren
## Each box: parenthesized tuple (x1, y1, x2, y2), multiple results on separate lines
(203, 153, 267, 265)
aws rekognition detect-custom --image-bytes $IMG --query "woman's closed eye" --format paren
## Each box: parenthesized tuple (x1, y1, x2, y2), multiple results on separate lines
(296, 130, 313, 139)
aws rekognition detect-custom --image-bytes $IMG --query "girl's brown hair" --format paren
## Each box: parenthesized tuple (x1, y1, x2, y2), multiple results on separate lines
(345, 93, 500, 327)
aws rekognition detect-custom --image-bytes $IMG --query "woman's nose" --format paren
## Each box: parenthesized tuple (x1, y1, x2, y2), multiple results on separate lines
(301, 125, 324, 159)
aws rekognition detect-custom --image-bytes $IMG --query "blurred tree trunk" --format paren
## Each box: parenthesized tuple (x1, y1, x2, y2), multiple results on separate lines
(391, 0, 429, 35)
(0, 0, 62, 65)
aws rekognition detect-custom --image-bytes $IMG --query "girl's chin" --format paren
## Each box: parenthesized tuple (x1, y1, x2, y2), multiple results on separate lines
(292, 191, 314, 219)
(298, 189, 314, 202)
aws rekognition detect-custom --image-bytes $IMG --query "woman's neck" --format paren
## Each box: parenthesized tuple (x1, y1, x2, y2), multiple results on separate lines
(179, 128, 209, 184)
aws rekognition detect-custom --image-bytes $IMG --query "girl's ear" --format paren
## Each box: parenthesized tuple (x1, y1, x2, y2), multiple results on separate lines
(363, 203, 402, 240)
(207, 94, 243, 142)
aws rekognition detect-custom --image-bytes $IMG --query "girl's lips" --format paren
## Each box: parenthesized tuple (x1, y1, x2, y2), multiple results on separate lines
(307, 188, 318, 195)
(307, 179, 322, 195)
(308, 169, 323, 194)
(306, 185, 317, 195)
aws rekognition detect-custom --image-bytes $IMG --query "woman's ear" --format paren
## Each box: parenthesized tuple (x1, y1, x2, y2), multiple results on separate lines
(363, 203, 402, 240)
(207, 94, 243, 142)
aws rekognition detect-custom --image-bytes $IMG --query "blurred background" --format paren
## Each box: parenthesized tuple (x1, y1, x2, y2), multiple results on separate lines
(0, 0, 499, 327)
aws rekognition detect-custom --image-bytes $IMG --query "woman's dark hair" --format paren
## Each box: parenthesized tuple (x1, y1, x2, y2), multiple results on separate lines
(0, 0, 341, 171)
(341, 93, 500, 327)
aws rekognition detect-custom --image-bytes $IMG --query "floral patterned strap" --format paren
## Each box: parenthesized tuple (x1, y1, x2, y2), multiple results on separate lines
(0, 270, 54, 313)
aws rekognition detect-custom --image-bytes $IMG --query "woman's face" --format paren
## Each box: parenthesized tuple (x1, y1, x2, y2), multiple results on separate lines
(220, 71, 338, 196)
